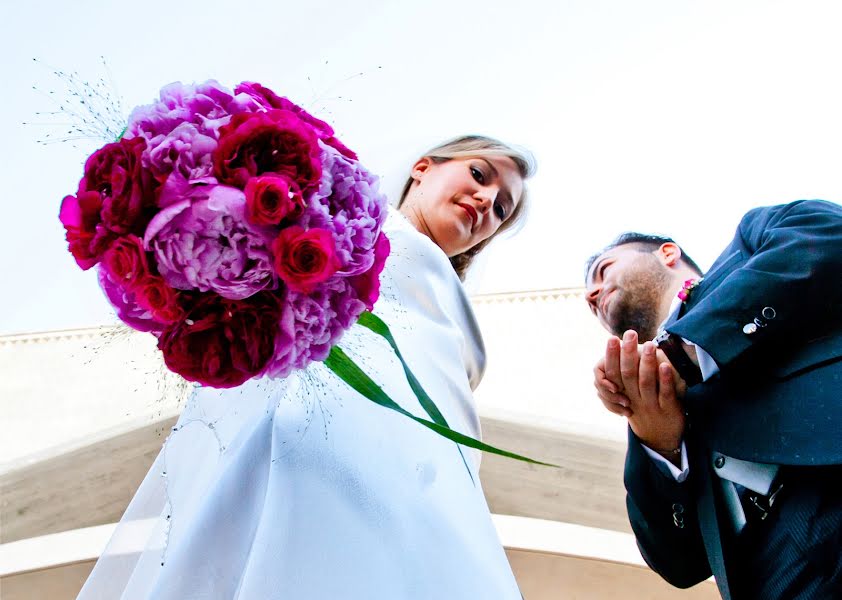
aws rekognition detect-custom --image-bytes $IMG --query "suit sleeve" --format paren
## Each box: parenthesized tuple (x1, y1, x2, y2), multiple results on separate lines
(625, 429, 711, 588)
(668, 199, 842, 367)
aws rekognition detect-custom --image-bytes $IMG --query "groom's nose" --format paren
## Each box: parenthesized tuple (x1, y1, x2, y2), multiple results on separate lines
(585, 286, 600, 314)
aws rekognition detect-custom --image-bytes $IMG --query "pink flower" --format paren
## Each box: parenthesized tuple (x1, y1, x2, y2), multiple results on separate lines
(300, 143, 387, 276)
(264, 277, 365, 378)
(101, 235, 149, 287)
(213, 109, 322, 192)
(146, 122, 219, 208)
(98, 266, 172, 333)
(127, 80, 255, 143)
(157, 292, 281, 388)
(59, 191, 115, 270)
(244, 175, 304, 226)
(271, 226, 340, 293)
(144, 185, 277, 300)
(133, 276, 185, 324)
(349, 232, 390, 310)
(79, 137, 156, 235)
(234, 82, 358, 160)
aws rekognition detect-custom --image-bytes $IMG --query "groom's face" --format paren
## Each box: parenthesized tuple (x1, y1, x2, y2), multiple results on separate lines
(585, 245, 672, 341)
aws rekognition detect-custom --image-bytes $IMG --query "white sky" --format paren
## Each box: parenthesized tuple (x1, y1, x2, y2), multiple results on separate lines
(2, 0, 841, 334)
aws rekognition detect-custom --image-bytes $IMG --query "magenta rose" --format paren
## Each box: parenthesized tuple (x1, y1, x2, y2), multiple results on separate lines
(101, 235, 149, 287)
(213, 109, 322, 192)
(244, 175, 304, 226)
(133, 276, 185, 324)
(59, 191, 115, 270)
(157, 292, 281, 388)
(79, 136, 156, 236)
(235, 82, 358, 160)
(272, 226, 340, 293)
(349, 232, 390, 310)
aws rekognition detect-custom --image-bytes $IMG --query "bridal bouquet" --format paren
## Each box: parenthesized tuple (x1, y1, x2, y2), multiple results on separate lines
(59, 81, 389, 388)
(58, 79, 549, 465)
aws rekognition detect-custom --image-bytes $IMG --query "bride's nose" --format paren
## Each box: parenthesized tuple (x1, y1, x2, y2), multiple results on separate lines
(474, 190, 495, 213)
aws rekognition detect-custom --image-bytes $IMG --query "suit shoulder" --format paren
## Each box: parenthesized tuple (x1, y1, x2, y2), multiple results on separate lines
(741, 199, 842, 223)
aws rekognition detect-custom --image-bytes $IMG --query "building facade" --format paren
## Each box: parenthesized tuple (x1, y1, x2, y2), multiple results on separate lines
(0, 289, 717, 599)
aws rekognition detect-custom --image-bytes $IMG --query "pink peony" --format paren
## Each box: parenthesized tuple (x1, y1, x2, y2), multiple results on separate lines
(79, 137, 156, 236)
(213, 109, 322, 192)
(157, 292, 281, 388)
(234, 82, 358, 160)
(349, 232, 390, 310)
(144, 185, 277, 300)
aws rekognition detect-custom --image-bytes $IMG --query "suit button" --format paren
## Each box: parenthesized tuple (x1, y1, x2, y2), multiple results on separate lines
(672, 503, 685, 514)
(673, 514, 685, 528)
(761, 307, 777, 320)
(714, 456, 726, 469)
(743, 323, 758, 335)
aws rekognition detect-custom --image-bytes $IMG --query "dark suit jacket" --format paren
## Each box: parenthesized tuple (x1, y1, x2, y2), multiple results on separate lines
(624, 200, 842, 599)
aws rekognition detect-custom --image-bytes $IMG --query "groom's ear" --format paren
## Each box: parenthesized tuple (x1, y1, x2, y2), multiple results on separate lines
(656, 242, 682, 268)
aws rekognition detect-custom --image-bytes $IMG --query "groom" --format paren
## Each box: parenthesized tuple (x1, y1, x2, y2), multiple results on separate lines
(584, 199, 842, 599)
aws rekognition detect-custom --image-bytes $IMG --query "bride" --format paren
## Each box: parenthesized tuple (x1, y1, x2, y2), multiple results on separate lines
(77, 134, 535, 599)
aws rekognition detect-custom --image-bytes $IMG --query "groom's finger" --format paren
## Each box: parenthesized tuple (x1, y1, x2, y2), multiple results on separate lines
(619, 330, 640, 398)
(638, 342, 658, 407)
(603, 337, 623, 391)
(594, 384, 633, 417)
(657, 362, 679, 412)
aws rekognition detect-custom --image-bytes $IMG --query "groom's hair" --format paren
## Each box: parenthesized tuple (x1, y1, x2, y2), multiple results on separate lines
(585, 232, 704, 280)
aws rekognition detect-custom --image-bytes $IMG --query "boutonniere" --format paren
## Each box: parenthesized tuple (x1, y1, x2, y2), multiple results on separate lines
(677, 277, 703, 303)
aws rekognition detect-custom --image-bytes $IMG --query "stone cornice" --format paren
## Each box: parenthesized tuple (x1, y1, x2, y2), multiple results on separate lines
(471, 287, 585, 305)
(1, 288, 588, 344)
(0, 326, 120, 346)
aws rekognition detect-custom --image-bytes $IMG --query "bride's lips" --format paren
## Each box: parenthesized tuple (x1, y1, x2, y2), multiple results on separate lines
(457, 203, 478, 229)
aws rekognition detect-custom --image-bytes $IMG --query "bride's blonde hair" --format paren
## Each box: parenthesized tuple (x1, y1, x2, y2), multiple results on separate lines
(398, 135, 536, 280)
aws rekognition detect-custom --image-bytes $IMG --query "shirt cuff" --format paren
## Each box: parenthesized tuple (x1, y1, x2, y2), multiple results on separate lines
(643, 440, 689, 482)
(680, 337, 720, 381)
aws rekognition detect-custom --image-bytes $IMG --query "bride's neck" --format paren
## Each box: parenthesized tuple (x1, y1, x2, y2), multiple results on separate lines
(399, 204, 433, 241)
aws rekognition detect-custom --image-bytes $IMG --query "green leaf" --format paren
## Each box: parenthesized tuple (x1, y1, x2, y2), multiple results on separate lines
(356, 311, 448, 427)
(324, 345, 556, 467)
(355, 311, 477, 482)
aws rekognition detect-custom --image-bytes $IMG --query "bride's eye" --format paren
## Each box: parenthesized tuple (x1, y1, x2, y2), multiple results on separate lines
(470, 166, 485, 184)
(494, 201, 506, 220)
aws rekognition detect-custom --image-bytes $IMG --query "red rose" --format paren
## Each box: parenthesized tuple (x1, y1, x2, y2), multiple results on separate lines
(349, 232, 390, 310)
(135, 276, 184, 324)
(80, 136, 156, 236)
(213, 109, 322, 192)
(235, 82, 358, 160)
(272, 226, 340, 293)
(244, 175, 304, 226)
(101, 235, 150, 286)
(157, 292, 281, 388)
(59, 191, 115, 270)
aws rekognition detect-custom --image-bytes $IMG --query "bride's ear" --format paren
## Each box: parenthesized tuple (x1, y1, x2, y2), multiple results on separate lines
(411, 157, 432, 181)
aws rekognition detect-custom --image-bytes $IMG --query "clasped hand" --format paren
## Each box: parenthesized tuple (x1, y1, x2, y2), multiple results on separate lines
(593, 330, 687, 455)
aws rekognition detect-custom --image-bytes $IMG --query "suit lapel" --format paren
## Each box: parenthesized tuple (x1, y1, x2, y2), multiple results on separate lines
(691, 435, 733, 600)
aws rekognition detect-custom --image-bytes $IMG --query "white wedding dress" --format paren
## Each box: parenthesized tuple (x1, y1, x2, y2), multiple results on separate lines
(77, 207, 523, 599)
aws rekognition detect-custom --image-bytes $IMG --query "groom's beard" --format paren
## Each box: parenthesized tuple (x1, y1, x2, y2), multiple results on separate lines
(606, 260, 671, 341)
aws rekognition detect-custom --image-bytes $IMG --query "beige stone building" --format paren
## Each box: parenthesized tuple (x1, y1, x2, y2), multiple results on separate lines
(0, 289, 718, 599)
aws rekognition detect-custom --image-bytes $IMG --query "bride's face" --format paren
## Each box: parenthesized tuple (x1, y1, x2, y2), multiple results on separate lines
(401, 156, 523, 257)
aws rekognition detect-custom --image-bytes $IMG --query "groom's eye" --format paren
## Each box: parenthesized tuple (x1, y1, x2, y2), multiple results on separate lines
(599, 262, 610, 280)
